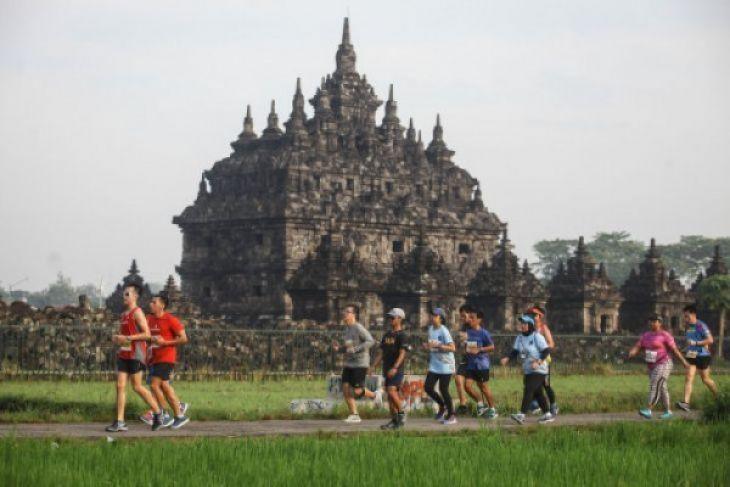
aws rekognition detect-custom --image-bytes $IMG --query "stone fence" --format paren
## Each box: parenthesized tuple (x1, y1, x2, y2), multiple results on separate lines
(1, 324, 727, 375)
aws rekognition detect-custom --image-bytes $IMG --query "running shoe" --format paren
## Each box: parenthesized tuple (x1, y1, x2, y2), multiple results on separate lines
(550, 403, 559, 416)
(434, 406, 446, 422)
(660, 411, 674, 420)
(456, 405, 469, 415)
(485, 407, 498, 419)
(510, 413, 526, 425)
(161, 413, 175, 428)
(476, 405, 488, 417)
(380, 418, 398, 430)
(442, 415, 458, 425)
(151, 413, 163, 431)
(343, 414, 362, 424)
(180, 402, 189, 416)
(676, 401, 690, 412)
(530, 408, 543, 415)
(171, 415, 190, 430)
(529, 400, 541, 415)
(638, 408, 652, 420)
(105, 420, 128, 432)
(139, 410, 154, 426)
(396, 412, 406, 426)
(538, 412, 555, 424)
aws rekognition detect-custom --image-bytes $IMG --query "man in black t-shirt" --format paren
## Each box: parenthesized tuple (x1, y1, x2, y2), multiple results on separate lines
(372, 307, 410, 430)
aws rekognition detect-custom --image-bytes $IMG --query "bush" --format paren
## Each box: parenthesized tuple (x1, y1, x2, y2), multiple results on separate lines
(702, 390, 730, 423)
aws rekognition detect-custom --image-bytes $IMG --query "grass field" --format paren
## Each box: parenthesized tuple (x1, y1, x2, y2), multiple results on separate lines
(1, 420, 728, 486)
(1, 373, 728, 423)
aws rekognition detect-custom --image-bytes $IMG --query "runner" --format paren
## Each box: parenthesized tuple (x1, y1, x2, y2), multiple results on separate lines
(500, 314, 554, 425)
(676, 304, 719, 412)
(139, 376, 188, 426)
(528, 305, 558, 416)
(628, 314, 689, 420)
(454, 304, 473, 415)
(332, 304, 381, 423)
(106, 283, 162, 432)
(147, 292, 190, 430)
(372, 308, 410, 430)
(463, 310, 498, 419)
(423, 307, 457, 425)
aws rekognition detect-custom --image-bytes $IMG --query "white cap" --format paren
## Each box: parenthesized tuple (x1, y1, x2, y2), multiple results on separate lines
(386, 308, 406, 319)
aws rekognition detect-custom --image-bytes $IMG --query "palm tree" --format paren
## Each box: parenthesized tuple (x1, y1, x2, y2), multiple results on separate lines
(698, 275, 730, 359)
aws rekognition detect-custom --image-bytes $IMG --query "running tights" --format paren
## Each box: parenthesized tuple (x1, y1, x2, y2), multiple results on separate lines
(425, 372, 454, 416)
(521, 374, 548, 414)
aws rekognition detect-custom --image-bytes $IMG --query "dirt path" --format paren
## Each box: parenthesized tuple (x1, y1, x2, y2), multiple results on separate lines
(0, 411, 699, 439)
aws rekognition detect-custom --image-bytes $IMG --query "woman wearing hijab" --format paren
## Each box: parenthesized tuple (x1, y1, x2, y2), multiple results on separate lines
(628, 314, 689, 420)
(500, 314, 554, 425)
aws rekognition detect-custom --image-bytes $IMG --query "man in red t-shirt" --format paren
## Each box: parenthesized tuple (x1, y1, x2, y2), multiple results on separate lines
(106, 283, 161, 433)
(147, 292, 190, 429)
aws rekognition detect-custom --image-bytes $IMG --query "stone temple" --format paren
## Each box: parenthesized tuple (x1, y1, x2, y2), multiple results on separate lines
(173, 18, 545, 327)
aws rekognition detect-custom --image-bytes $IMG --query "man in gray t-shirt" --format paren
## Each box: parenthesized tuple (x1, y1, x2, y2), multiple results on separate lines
(333, 304, 381, 423)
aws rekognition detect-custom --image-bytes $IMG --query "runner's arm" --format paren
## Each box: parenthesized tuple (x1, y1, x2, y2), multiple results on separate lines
(542, 324, 555, 349)
(689, 328, 713, 347)
(670, 344, 690, 368)
(157, 329, 188, 347)
(392, 348, 407, 371)
(352, 325, 375, 353)
(627, 340, 642, 358)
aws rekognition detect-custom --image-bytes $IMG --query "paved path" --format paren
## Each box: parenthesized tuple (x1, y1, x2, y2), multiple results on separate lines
(0, 411, 699, 439)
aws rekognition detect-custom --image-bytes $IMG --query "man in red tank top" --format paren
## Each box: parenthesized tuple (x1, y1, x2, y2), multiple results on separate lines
(147, 292, 190, 429)
(105, 283, 163, 432)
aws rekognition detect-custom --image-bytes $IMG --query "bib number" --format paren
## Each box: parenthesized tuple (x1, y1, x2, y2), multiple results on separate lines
(119, 345, 132, 352)
(644, 350, 658, 364)
(685, 350, 698, 359)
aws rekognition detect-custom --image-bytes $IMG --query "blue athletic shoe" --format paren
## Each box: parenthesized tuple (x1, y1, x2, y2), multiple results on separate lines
(660, 411, 673, 420)
(639, 408, 652, 419)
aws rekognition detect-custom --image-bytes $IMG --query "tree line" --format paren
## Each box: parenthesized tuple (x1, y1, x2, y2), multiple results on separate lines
(533, 233, 730, 285)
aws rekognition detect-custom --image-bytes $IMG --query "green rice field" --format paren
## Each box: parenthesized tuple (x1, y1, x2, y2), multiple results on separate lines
(1, 420, 728, 486)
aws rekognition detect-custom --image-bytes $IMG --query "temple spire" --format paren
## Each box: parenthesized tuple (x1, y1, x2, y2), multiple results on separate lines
(426, 113, 453, 163)
(335, 17, 357, 74)
(647, 238, 659, 258)
(196, 173, 208, 200)
(129, 259, 139, 276)
(406, 117, 416, 142)
(342, 16, 351, 45)
(262, 99, 283, 139)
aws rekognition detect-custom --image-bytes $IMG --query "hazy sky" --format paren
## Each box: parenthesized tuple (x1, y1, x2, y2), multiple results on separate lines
(1, 0, 729, 292)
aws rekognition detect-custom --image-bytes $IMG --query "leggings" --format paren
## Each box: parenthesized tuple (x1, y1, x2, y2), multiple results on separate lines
(425, 372, 453, 416)
(522, 374, 548, 414)
(533, 366, 556, 405)
(648, 360, 673, 410)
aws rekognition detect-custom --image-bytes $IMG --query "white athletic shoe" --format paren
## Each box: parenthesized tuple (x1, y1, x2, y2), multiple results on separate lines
(510, 413, 526, 425)
(538, 412, 555, 424)
(344, 414, 362, 424)
(374, 390, 384, 409)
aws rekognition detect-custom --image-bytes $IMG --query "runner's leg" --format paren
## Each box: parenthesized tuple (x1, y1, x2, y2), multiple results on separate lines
(521, 374, 545, 414)
(699, 367, 719, 399)
(130, 372, 160, 412)
(115, 372, 129, 422)
(478, 381, 495, 408)
(343, 383, 358, 415)
(161, 381, 182, 417)
(424, 372, 445, 409)
(455, 373, 467, 407)
(659, 362, 672, 411)
(464, 378, 481, 403)
(438, 374, 454, 417)
(682, 364, 697, 404)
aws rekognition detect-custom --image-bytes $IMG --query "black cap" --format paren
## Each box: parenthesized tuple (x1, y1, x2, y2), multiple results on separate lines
(646, 314, 663, 322)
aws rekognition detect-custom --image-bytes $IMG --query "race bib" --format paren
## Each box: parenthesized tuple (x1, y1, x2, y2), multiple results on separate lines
(466, 341, 478, 354)
(685, 350, 698, 359)
(644, 350, 658, 363)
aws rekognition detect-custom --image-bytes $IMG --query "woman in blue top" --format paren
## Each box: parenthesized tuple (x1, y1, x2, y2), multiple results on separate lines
(677, 305, 719, 411)
(500, 314, 554, 425)
(422, 308, 457, 425)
